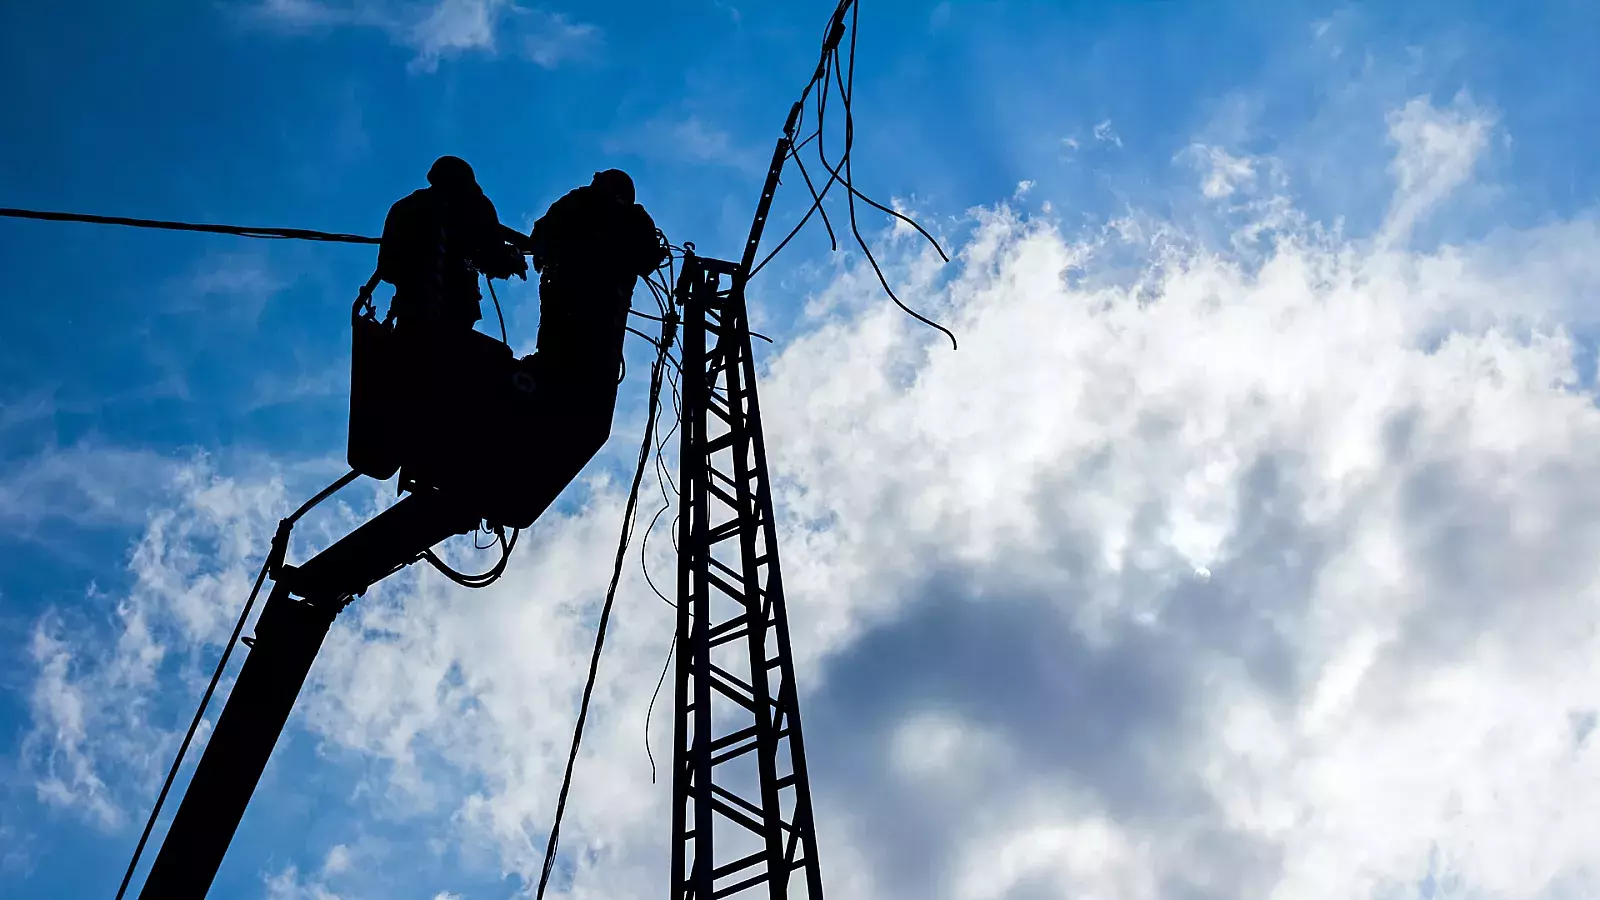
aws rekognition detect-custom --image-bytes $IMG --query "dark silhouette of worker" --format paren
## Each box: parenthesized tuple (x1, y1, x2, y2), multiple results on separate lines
(525, 169, 666, 385)
(375, 155, 527, 334)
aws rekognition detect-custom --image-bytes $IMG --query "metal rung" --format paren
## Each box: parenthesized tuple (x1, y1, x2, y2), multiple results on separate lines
(706, 571, 745, 603)
(711, 850, 769, 881)
(709, 796, 766, 837)
(706, 480, 742, 512)
(707, 553, 746, 585)
(707, 615, 748, 641)
(709, 663, 755, 697)
(711, 871, 771, 899)
(708, 725, 759, 753)
(711, 783, 767, 821)
(710, 737, 761, 767)
(707, 518, 746, 545)
(708, 675, 756, 711)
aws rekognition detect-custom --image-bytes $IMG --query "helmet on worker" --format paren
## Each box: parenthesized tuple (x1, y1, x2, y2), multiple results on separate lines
(427, 155, 479, 191)
(592, 168, 635, 205)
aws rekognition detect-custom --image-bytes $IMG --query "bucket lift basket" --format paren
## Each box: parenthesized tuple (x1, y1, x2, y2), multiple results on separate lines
(346, 299, 617, 529)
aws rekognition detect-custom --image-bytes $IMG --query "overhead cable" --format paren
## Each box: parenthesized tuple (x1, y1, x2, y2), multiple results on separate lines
(0, 206, 380, 244)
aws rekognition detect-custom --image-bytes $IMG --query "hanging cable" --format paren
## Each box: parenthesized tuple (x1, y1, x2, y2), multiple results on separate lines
(643, 634, 676, 784)
(114, 470, 359, 900)
(423, 526, 519, 588)
(742, 1, 960, 349)
(486, 276, 509, 344)
(0, 207, 379, 244)
(533, 310, 674, 900)
(835, 5, 958, 349)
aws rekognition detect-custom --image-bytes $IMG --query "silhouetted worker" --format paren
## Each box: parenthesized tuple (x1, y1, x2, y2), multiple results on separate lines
(525, 169, 666, 385)
(375, 155, 527, 334)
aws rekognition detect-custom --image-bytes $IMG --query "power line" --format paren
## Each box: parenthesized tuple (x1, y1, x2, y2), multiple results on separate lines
(0, 206, 379, 244)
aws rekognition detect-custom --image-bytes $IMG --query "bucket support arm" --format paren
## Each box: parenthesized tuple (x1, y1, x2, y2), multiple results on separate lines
(135, 489, 478, 900)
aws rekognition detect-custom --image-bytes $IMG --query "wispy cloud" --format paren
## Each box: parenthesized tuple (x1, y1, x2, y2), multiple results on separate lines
(1380, 92, 1496, 247)
(170, 249, 291, 325)
(1093, 118, 1123, 147)
(1183, 143, 1259, 199)
(519, 9, 599, 69)
(246, 0, 600, 72)
(0, 442, 178, 537)
(14, 456, 365, 830)
(602, 113, 758, 172)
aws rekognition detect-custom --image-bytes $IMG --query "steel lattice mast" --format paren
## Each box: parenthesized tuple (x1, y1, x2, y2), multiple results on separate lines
(670, 253, 825, 900)
(666, 35, 834, 887)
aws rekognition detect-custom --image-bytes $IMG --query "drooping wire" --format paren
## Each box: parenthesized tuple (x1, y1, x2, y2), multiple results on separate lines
(0, 207, 379, 244)
(422, 526, 519, 588)
(744, 1, 959, 350)
(834, 3, 958, 349)
(114, 470, 360, 900)
(486, 276, 509, 344)
(643, 634, 676, 784)
(532, 309, 675, 900)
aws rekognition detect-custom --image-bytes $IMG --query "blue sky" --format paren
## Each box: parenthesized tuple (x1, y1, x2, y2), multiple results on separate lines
(5, 1, 1600, 899)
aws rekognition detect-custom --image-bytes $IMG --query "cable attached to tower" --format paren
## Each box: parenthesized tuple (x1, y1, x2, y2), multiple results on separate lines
(746, 0, 960, 350)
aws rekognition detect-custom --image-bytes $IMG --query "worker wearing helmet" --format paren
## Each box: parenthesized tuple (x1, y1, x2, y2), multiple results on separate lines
(375, 155, 527, 333)
(524, 169, 666, 385)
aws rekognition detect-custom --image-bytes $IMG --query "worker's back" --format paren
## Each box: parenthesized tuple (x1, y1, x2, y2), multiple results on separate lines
(378, 157, 522, 331)
(529, 173, 665, 379)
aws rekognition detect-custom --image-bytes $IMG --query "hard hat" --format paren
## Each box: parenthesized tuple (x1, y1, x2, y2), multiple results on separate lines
(592, 169, 635, 204)
(428, 155, 478, 189)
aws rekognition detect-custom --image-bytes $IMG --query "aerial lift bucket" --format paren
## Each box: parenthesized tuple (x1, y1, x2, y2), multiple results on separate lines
(347, 301, 618, 529)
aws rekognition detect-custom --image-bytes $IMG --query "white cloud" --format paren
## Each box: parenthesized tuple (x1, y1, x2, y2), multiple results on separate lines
(264, 863, 345, 900)
(15, 456, 368, 828)
(1094, 118, 1123, 147)
(520, 10, 599, 69)
(21, 94, 1600, 900)
(1186, 143, 1259, 199)
(0, 442, 178, 537)
(602, 113, 757, 171)
(407, 0, 504, 71)
(173, 249, 291, 324)
(1380, 92, 1496, 247)
(248, 0, 599, 72)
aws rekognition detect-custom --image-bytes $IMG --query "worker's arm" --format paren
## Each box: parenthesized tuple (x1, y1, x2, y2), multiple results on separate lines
(629, 204, 669, 277)
(470, 193, 527, 281)
(527, 188, 589, 272)
(375, 197, 412, 286)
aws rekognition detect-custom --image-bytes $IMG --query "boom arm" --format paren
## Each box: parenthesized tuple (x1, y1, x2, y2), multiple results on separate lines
(136, 489, 478, 900)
